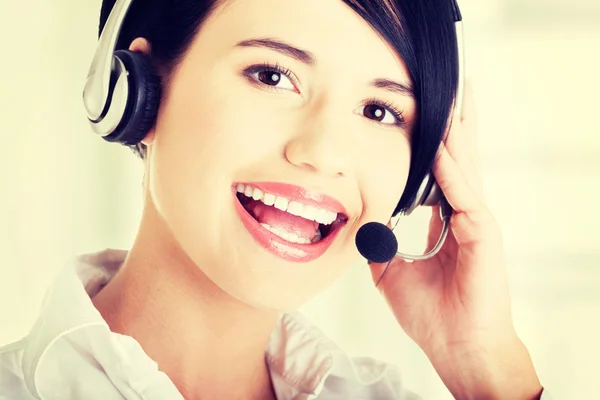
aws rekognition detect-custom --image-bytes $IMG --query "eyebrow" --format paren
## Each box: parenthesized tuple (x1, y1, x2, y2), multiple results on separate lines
(371, 79, 414, 98)
(235, 37, 414, 98)
(235, 38, 316, 65)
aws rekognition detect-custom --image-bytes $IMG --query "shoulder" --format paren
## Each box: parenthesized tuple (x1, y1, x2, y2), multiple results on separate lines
(268, 312, 422, 400)
(0, 338, 36, 399)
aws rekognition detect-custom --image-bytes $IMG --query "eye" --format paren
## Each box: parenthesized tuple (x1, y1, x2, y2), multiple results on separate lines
(243, 63, 298, 92)
(357, 99, 405, 127)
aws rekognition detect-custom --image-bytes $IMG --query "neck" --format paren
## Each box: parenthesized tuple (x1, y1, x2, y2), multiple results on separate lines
(92, 202, 280, 400)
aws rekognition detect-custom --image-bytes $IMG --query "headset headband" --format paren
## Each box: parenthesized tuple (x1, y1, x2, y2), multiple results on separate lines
(83, 0, 134, 124)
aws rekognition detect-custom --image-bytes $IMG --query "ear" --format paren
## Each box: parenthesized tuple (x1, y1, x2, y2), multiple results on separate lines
(128, 37, 151, 55)
(127, 37, 156, 146)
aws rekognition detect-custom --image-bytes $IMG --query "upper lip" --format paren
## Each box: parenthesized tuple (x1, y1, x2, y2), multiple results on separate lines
(236, 182, 349, 220)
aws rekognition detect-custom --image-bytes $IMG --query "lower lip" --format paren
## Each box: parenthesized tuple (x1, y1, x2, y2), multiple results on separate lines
(232, 186, 344, 263)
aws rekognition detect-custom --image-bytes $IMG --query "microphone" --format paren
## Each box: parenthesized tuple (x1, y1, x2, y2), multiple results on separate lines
(355, 222, 398, 263)
(355, 198, 453, 264)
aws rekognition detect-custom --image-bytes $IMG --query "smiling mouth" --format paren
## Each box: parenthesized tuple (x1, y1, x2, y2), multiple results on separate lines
(235, 192, 345, 243)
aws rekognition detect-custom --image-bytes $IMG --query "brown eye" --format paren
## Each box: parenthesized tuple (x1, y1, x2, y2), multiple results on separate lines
(258, 71, 282, 86)
(244, 65, 297, 91)
(358, 103, 400, 126)
(363, 104, 387, 122)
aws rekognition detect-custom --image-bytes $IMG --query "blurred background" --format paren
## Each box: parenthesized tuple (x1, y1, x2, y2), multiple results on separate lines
(0, 0, 598, 398)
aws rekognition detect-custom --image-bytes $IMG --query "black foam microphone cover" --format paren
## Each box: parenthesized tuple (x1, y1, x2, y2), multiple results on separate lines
(355, 222, 398, 264)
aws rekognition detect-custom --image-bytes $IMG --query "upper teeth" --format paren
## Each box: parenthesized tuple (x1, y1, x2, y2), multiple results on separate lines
(236, 184, 340, 225)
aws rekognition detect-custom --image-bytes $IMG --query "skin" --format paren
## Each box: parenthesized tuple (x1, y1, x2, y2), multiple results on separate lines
(370, 85, 543, 399)
(92, 0, 543, 399)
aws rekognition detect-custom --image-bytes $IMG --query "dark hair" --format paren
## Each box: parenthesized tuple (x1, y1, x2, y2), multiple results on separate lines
(99, 0, 458, 215)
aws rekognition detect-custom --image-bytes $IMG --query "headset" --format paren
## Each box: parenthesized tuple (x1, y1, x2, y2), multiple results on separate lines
(83, 0, 159, 145)
(82, 0, 465, 263)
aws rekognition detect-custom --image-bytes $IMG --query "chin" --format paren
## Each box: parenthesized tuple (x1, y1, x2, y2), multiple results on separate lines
(216, 272, 321, 313)
(197, 253, 338, 314)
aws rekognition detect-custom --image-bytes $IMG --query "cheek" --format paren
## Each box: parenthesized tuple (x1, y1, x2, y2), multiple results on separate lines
(151, 72, 284, 189)
(361, 140, 411, 222)
(166, 85, 288, 167)
(145, 73, 251, 253)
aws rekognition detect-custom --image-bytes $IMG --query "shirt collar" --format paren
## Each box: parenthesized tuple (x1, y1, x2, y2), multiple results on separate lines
(20, 249, 346, 400)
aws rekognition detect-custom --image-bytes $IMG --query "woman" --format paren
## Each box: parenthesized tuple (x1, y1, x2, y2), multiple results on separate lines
(0, 0, 550, 398)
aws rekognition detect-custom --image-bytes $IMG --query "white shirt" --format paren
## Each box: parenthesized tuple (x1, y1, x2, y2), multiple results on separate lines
(0, 249, 553, 400)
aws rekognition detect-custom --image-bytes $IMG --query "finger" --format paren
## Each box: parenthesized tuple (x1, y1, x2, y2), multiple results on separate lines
(433, 144, 502, 250)
(461, 81, 482, 178)
(432, 143, 483, 214)
(446, 80, 477, 152)
(368, 253, 414, 287)
(460, 80, 478, 130)
(444, 82, 484, 196)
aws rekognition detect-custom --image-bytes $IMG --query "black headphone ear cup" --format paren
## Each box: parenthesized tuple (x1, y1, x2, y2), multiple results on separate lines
(103, 50, 161, 145)
(403, 172, 439, 215)
(421, 179, 443, 207)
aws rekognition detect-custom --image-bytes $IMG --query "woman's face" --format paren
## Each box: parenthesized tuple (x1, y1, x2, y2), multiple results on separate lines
(144, 0, 416, 311)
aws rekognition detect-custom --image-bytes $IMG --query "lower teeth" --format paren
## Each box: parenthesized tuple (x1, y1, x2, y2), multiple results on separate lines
(260, 223, 322, 244)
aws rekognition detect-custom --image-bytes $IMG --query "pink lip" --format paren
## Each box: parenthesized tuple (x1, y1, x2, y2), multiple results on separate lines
(231, 184, 347, 263)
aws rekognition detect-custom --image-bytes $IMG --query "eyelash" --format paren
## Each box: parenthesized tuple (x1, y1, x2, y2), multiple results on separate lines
(242, 62, 300, 92)
(362, 97, 406, 128)
(242, 62, 406, 128)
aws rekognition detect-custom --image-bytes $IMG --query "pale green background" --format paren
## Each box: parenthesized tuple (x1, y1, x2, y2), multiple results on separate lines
(0, 0, 598, 398)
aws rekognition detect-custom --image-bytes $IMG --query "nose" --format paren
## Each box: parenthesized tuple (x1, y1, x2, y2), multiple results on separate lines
(284, 100, 353, 179)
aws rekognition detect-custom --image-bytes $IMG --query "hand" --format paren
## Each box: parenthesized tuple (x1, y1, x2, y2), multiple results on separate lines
(369, 81, 543, 399)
